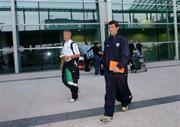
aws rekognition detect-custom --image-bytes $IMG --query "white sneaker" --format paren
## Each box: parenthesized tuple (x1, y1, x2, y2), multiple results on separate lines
(69, 99, 76, 103)
(100, 116, 113, 122)
(122, 106, 128, 112)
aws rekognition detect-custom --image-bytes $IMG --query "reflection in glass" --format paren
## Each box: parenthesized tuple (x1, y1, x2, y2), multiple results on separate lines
(0, 25, 14, 74)
(19, 49, 61, 72)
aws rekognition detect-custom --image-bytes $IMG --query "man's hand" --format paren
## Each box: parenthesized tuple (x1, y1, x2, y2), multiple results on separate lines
(60, 59, 64, 70)
(60, 64, 63, 70)
(64, 55, 71, 61)
(113, 66, 119, 73)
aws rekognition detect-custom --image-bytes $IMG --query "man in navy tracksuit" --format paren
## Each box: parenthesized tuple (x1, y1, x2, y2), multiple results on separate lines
(100, 20, 132, 122)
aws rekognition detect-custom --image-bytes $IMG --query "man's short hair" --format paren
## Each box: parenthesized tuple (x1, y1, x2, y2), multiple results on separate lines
(94, 42, 98, 45)
(108, 20, 119, 28)
(63, 30, 72, 34)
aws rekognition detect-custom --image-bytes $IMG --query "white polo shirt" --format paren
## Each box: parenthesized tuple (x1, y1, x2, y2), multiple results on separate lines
(61, 39, 80, 56)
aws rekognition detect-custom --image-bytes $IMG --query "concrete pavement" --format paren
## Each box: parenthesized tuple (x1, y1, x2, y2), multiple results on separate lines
(0, 61, 180, 127)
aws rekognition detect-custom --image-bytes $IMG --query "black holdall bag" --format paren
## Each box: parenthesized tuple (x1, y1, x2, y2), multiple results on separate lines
(116, 74, 132, 106)
(116, 87, 132, 105)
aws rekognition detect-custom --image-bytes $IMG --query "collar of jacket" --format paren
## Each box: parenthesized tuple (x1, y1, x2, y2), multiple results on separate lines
(110, 33, 120, 39)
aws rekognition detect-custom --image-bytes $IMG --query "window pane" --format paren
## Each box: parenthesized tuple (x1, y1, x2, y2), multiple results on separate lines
(0, 1, 11, 25)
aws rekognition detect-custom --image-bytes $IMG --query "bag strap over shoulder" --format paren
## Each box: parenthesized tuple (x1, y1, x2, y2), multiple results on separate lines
(62, 41, 79, 65)
(70, 42, 75, 55)
(70, 42, 79, 65)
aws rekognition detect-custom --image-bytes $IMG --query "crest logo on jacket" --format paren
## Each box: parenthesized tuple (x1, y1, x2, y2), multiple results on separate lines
(116, 43, 120, 47)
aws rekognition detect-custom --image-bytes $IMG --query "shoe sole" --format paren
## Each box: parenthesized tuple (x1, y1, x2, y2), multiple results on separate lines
(100, 119, 113, 122)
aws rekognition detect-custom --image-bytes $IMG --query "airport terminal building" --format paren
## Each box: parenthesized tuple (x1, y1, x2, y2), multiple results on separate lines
(0, 0, 180, 74)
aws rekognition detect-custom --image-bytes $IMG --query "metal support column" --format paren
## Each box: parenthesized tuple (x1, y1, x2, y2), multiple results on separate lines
(98, 0, 106, 50)
(11, 0, 19, 73)
(173, 0, 179, 60)
(98, 0, 112, 50)
(106, 0, 112, 22)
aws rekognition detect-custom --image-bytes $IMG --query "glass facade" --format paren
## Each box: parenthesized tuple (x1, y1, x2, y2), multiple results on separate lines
(0, 0, 179, 74)
(111, 0, 180, 62)
(16, 0, 100, 72)
(0, 1, 14, 73)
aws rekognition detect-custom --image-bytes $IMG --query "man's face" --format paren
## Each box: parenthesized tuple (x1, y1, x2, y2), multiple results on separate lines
(108, 24, 119, 36)
(63, 31, 71, 42)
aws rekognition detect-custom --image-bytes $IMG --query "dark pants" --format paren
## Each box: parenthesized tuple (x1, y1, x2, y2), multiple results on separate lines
(84, 54, 90, 72)
(104, 71, 132, 117)
(94, 55, 100, 75)
(62, 60, 79, 100)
